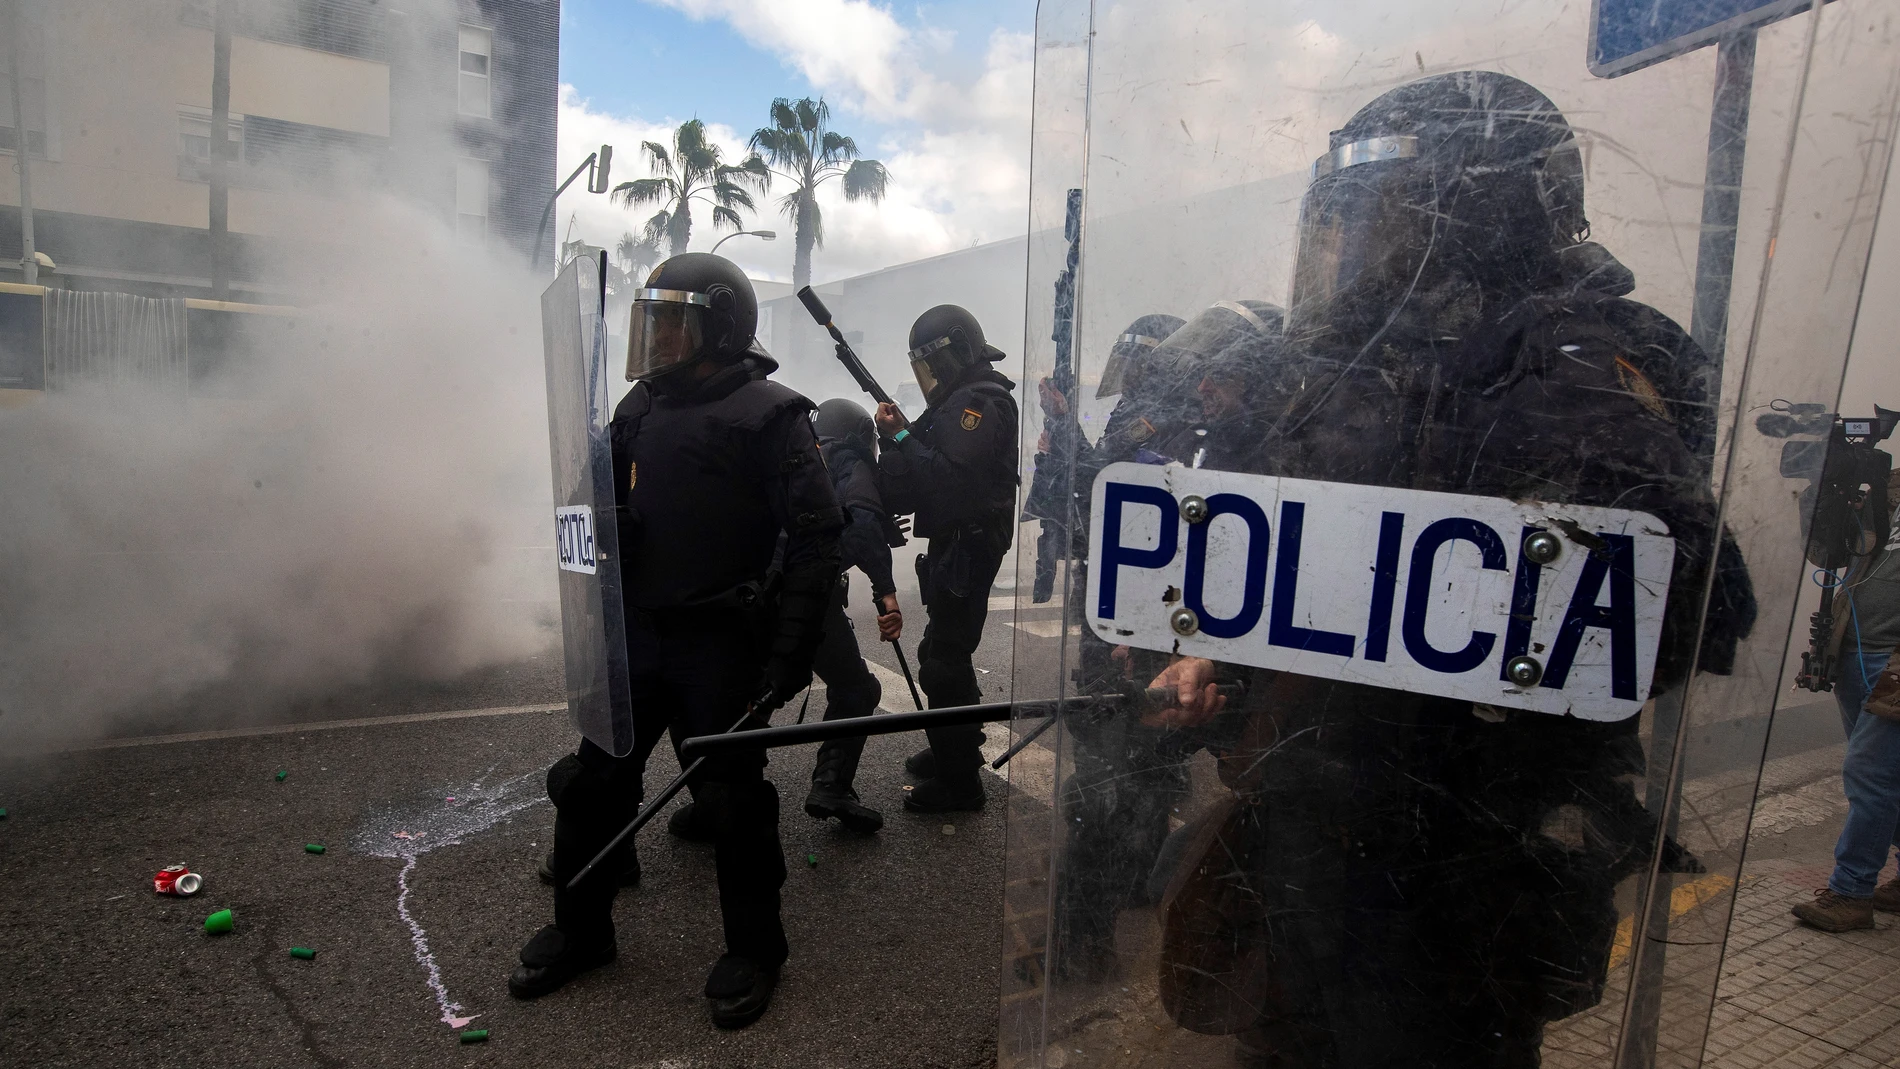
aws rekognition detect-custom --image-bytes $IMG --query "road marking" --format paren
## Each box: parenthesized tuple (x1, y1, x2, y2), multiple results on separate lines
(49, 702, 564, 753)
(1608, 872, 1736, 970)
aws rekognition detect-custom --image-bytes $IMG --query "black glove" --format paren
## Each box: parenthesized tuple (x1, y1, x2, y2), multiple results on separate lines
(753, 660, 811, 715)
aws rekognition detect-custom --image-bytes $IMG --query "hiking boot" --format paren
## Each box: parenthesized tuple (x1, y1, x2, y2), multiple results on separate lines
(1792, 888, 1875, 933)
(806, 738, 883, 833)
(669, 802, 716, 843)
(537, 846, 641, 887)
(903, 746, 937, 781)
(903, 773, 986, 813)
(1874, 877, 1900, 914)
(705, 953, 780, 1030)
(508, 924, 615, 999)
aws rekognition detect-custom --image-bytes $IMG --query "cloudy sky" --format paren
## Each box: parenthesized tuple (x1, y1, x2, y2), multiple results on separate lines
(552, 0, 1037, 286)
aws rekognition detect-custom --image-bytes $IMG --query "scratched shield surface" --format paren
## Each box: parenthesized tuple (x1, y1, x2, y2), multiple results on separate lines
(999, 1, 1900, 1066)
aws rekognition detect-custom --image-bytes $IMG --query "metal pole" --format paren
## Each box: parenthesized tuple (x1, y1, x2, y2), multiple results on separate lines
(532, 152, 597, 272)
(1688, 30, 1757, 406)
(209, 0, 232, 300)
(8, 0, 36, 285)
(1617, 35, 1758, 1069)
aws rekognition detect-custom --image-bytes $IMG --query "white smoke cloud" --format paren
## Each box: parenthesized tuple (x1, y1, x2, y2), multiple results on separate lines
(0, 202, 557, 747)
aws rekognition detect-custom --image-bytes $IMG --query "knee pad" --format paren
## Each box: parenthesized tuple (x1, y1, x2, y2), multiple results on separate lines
(547, 753, 635, 817)
(695, 779, 779, 838)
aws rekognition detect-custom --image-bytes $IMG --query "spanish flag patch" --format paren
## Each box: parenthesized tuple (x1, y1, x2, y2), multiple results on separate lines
(1613, 356, 1670, 420)
(960, 408, 982, 431)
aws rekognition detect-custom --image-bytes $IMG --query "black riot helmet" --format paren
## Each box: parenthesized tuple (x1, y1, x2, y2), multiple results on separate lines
(1137, 300, 1283, 401)
(625, 252, 760, 381)
(813, 397, 876, 455)
(1096, 313, 1186, 399)
(907, 304, 1005, 405)
(1289, 71, 1588, 333)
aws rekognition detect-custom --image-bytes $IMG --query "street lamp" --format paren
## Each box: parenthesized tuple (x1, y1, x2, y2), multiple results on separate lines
(533, 144, 614, 271)
(710, 230, 777, 255)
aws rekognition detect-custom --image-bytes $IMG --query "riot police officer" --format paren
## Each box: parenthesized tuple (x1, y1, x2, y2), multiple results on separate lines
(1146, 72, 1737, 1066)
(874, 304, 1019, 812)
(509, 253, 843, 1030)
(801, 398, 907, 832)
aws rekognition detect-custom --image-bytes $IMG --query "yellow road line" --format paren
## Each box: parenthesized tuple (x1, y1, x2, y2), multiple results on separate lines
(1608, 872, 1736, 969)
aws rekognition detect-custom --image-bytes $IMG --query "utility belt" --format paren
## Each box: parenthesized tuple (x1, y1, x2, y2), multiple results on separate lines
(914, 522, 1008, 608)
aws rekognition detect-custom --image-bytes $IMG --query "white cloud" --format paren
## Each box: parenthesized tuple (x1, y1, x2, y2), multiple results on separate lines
(554, 14, 1034, 287)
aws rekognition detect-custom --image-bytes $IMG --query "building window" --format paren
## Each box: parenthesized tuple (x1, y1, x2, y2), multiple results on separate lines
(177, 105, 244, 160)
(456, 157, 490, 244)
(0, 74, 48, 157)
(458, 26, 492, 118)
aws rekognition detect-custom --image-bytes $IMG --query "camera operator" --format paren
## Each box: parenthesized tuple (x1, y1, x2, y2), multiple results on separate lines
(1793, 462, 1900, 932)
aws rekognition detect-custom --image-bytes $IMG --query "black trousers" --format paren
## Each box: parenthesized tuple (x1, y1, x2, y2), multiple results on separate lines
(916, 534, 1006, 776)
(812, 582, 881, 724)
(548, 609, 788, 966)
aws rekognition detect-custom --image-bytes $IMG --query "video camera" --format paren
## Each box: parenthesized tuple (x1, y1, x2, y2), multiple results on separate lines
(1758, 401, 1899, 691)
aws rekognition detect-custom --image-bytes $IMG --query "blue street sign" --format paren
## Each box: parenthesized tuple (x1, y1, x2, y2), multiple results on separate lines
(1590, 0, 1821, 77)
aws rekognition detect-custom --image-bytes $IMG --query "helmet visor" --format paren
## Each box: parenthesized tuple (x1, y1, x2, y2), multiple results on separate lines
(908, 335, 958, 403)
(625, 289, 712, 381)
(1096, 333, 1166, 399)
(1288, 159, 1440, 326)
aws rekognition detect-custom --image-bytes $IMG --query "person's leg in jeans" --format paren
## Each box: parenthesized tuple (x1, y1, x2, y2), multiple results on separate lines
(1831, 648, 1900, 897)
(1796, 647, 1900, 931)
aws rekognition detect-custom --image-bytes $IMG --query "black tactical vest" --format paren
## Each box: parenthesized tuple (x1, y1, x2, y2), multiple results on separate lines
(611, 370, 814, 609)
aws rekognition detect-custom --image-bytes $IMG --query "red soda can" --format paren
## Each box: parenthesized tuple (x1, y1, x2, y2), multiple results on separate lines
(153, 865, 203, 896)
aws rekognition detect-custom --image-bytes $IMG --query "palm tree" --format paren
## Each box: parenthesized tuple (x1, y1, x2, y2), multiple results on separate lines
(611, 119, 768, 257)
(613, 221, 665, 290)
(749, 97, 890, 289)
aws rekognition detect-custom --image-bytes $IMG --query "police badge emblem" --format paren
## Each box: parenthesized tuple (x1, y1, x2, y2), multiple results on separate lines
(629, 461, 637, 489)
(961, 408, 982, 431)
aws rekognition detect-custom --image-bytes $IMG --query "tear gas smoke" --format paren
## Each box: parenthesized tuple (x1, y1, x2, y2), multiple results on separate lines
(0, 201, 558, 748)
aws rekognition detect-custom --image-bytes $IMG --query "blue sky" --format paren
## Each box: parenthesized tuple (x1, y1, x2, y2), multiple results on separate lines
(553, 0, 1039, 285)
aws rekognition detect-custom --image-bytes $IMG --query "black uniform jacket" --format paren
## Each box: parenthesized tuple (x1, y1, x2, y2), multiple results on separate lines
(878, 368, 1020, 541)
(821, 438, 900, 599)
(610, 356, 843, 612)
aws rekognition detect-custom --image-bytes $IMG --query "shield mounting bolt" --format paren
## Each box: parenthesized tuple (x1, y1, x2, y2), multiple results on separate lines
(1170, 607, 1200, 636)
(1522, 531, 1562, 565)
(1505, 655, 1543, 688)
(1179, 495, 1210, 524)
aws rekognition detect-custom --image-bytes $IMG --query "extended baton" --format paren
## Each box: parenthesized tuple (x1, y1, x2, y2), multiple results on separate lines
(566, 705, 768, 891)
(676, 685, 1244, 762)
(891, 643, 925, 710)
(796, 286, 905, 421)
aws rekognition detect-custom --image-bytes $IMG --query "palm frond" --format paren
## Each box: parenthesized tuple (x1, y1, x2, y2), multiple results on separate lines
(611, 177, 676, 208)
(708, 180, 758, 212)
(840, 159, 890, 202)
(639, 140, 674, 177)
(795, 97, 827, 133)
(769, 98, 800, 132)
(710, 205, 745, 232)
(820, 131, 857, 162)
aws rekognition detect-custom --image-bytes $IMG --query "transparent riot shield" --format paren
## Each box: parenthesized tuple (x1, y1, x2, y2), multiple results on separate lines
(540, 251, 634, 756)
(1001, 2, 1900, 1067)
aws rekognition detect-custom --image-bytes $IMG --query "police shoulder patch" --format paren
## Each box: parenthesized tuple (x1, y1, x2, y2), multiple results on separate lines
(629, 461, 637, 490)
(960, 408, 982, 431)
(1612, 356, 1670, 420)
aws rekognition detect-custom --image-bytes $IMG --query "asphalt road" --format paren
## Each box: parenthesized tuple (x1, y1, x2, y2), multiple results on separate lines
(0, 567, 1061, 1069)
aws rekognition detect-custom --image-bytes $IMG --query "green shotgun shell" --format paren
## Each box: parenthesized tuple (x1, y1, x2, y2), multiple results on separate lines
(289, 947, 316, 960)
(275, 770, 288, 781)
(0, 807, 8, 818)
(304, 843, 325, 854)
(204, 909, 235, 935)
(806, 853, 818, 867)
(459, 1030, 489, 1044)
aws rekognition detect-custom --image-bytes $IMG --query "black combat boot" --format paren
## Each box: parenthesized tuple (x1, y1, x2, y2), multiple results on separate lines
(805, 738, 884, 833)
(903, 746, 937, 780)
(508, 924, 616, 999)
(903, 771, 986, 812)
(704, 953, 780, 1029)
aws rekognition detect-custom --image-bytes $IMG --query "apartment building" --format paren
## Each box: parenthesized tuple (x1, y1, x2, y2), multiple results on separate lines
(0, 0, 558, 301)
